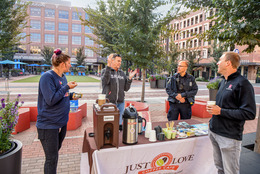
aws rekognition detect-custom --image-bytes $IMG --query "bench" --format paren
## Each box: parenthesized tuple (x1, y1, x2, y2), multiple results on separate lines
(125, 101, 149, 112)
(165, 99, 212, 118)
(12, 108, 30, 134)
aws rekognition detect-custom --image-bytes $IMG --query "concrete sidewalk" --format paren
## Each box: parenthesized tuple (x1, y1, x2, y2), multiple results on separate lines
(1, 74, 259, 173)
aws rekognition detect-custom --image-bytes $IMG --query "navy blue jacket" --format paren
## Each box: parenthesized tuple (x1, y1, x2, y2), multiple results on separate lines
(37, 70, 72, 129)
(166, 73, 198, 104)
(209, 72, 256, 140)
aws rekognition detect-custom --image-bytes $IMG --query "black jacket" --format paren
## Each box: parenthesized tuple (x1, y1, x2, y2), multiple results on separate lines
(209, 72, 256, 140)
(166, 73, 198, 104)
(101, 66, 132, 104)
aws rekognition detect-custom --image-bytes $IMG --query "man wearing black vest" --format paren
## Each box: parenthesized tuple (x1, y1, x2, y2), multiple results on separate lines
(166, 61, 198, 120)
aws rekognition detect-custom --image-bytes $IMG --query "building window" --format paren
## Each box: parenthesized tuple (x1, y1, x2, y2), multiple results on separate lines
(85, 13, 89, 20)
(191, 18, 194, 25)
(30, 33, 41, 42)
(19, 33, 26, 42)
(198, 40, 202, 46)
(195, 28, 198, 35)
(72, 36, 81, 45)
(30, 20, 41, 30)
(30, 7, 41, 16)
(45, 34, 55, 43)
(72, 48, 79, 56)
(85, 26, 92, 33)
(200, 14, 203, 22)
(187, 19, 190, 26)
(58, 35, 68, 44)
(60, 47, 68, 54)
(194, 40, 197, 47)
(45, 9, 55, 18)
(59, 10, 69, 19)
(183, 21, 186, 28)
(30, 46, 41, 54)
(72, 12, 82, 20)
(177, 23, 179, 30)
(190, 29, 193, 36)
(182, 42, 185, 49)
(85, 49, 93, 57)
(199, 26, 202, 34)
(45, 21, 55, 30)
(72, 24, 81, 33)
(85, 37, 94, 45)
(59, 23, 68, 31)
(187, 30, 190, 38)
(17, 45, 26, 53)
(195, 16, 198, 24)
(209, 22, 213, 30)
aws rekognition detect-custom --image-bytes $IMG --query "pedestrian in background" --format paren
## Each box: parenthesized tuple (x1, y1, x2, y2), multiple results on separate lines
(101, 53, 137, 130)
(166, 61, 198, 120)
(207, 52, 256, 174)
(37, 49, 78, 174)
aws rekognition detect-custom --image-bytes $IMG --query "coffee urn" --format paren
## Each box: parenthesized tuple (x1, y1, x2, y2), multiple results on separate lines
(122, 105, 138, 145)
(93, 103, 119, 150)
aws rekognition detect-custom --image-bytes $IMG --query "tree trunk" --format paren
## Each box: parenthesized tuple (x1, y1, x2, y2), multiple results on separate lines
(254, 105, 260, 153)
(141, 69, 146, 102)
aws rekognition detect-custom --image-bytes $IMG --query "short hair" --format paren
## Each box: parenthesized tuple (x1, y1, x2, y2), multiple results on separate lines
(52, 49, 70, 67)
(109, 53, 121, 60)
(223, 52, 240, 69)
(179, 61, 188, 67)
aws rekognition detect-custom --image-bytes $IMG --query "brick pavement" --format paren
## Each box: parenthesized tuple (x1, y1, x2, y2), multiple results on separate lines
(0, 75, 259, 173)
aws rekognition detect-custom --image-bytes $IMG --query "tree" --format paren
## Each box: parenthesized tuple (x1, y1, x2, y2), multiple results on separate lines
(82, 0, 187, 102)
(174, 0, 260, 53)
(76, 47, 86, 66)
(41, 46, 53, 65)
(0, 0, 29, 59)
(210, 40, 225, 77)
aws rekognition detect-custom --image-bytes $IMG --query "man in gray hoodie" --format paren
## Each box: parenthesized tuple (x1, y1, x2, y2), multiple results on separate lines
(101, 53, 137, 129)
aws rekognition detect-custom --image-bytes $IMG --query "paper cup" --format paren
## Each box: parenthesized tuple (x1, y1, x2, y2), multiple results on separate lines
(149, 130, 157, 142)
(145, 122, 152, 138)
(207, 101, 216, 106)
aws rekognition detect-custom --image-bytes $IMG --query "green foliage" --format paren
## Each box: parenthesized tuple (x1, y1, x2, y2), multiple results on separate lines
(0, 93, 23, 154)
(41, 46, 54, 65)
(76, 47, 86, 66)
(206, 77, 222, 89)
(210, 41, 225, 75)
(0, 0, 30, 57)
(174, 0, 260, 53)
(195, 77, 207, 82)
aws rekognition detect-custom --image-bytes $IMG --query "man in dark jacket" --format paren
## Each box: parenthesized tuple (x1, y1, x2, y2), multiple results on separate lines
(101, 53, 137, 128)
(207, 52, 256, 174)
(166, 61, 198, 120)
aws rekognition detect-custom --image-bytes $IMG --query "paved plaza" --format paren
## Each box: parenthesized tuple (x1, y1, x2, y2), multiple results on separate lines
(0, 75, 259, 173)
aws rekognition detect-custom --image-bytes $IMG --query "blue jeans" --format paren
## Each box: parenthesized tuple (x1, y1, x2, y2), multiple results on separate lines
(37, 125, 67, 174)
(209, 130, 241, 174)
(116, 102, 125, 125)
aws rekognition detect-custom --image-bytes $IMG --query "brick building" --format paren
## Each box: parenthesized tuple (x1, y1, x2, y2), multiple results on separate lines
(15, 0, 101, 68)
(168, 9, 260, 83)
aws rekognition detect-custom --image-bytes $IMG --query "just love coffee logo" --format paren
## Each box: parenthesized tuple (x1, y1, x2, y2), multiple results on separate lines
(124, 152, 194, 174)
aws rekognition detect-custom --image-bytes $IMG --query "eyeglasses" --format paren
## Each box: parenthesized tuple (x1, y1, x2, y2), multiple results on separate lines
(178, 65, 187, 68)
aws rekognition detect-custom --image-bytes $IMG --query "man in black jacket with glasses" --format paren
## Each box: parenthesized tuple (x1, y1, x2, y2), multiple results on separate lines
(166, 61, 198, 120)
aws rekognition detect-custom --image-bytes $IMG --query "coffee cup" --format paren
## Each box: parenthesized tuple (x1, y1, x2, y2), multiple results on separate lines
(145, 122, 152, 138)
(207, 101, 216, 106)
(149, 130, 157, 142)
(98, 94, 106, 106)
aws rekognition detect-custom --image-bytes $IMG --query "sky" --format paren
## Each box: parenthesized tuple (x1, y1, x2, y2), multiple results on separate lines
(66, 0, 174, 16)
(67, 0, 98, 8)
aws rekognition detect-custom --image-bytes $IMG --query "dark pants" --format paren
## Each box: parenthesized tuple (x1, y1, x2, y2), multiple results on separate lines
(167, 102, 191, 120)
(37, 125, 67, 174)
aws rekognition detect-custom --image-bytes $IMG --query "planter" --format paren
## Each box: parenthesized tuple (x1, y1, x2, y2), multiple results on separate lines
(157, 79, 166, 89)
(150, 81, 156, 88)
(0, 139, 23, 174)
(209, 89, 218, 101)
